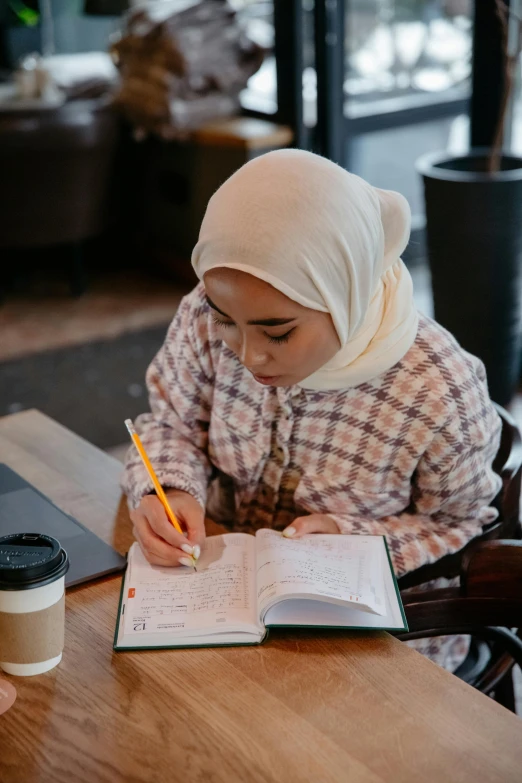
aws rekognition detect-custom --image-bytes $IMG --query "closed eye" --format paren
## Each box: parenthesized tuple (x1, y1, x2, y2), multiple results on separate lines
(267, 328, 295, 344)
(211, 314, 234, 329)
(212, 313, 295, 344)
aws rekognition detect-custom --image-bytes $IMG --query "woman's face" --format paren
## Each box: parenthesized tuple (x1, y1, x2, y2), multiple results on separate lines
(203, 268, 341, 387)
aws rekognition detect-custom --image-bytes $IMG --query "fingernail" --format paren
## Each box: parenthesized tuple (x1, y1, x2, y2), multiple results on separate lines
(283, 527, 296, 538)
(192, 544, 201, 560)
(179, 557, 195, 567)
(181, 543, 194, 555)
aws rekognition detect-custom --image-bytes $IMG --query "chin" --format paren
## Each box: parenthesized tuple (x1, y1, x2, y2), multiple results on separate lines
(271, 378, 294, 387)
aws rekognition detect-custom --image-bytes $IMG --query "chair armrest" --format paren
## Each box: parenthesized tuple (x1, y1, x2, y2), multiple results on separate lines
(400, 587, 459, 605)
(400, 594, 522, 636)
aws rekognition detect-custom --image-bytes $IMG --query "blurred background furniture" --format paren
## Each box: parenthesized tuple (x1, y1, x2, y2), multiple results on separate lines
(110, 0, 264, 139)
(144, 116, 293, 259)
(0, 96, 119, 296)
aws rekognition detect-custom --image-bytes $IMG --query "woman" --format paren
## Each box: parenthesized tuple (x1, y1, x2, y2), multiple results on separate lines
(122, 150, 501, 667)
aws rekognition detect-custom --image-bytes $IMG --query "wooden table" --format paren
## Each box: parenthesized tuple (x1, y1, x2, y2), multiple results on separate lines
(1, 410, 522, 783)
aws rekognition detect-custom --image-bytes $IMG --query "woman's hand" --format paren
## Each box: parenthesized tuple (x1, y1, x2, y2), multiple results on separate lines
(130, 489, 206, 567)
(283, 514, 340, 538)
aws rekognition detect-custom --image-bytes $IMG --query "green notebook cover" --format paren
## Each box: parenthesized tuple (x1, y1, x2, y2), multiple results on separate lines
(383, 536, 409, 632)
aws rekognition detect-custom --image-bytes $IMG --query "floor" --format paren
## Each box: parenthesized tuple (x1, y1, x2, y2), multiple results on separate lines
(0, 263, 192, 447)
(0, 322, 174, 447)
(0, 268, 189, 363)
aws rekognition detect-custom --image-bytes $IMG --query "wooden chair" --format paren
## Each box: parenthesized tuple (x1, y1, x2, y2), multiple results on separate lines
(396, 404, 522, 712)
(397, 540, 522, 712)
(398, 404, 522, 592)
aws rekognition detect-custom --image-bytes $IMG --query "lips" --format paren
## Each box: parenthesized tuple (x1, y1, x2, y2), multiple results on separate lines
(253, 374, 280, 385)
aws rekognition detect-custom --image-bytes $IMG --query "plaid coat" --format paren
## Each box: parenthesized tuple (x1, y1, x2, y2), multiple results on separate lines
(122, 283, 502, 669)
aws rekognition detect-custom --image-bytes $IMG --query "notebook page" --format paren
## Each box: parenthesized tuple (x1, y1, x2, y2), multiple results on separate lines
(123, 534, 259, 638)
(255, 530, 386, 616)
(263, 538, 405, 629)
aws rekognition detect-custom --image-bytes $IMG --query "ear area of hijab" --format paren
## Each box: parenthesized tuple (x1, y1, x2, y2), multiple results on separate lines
(375, 188, 411, 270)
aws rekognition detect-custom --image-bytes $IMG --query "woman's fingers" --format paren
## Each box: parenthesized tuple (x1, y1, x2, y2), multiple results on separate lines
(283, 514, 340, 538)
(139, 492, 206, 558)
(132, 519, 193, 567)
(139, 495, 192, 550)
(131, 490, 208, 566)
(170, 492, 206, 548)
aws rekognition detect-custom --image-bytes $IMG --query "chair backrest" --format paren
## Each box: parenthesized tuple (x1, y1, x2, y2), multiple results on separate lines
(398, 404, 522, 591)
(461, 539, 522, 599)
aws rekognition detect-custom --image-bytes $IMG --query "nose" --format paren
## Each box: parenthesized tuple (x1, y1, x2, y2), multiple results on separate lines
(239, 335, 268, 370)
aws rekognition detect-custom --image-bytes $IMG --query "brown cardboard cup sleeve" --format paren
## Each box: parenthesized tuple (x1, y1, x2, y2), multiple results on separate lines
(0, 594, 65, 664)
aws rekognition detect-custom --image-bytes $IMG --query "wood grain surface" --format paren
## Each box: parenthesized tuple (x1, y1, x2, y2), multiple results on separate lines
(0, 409, 521, 783)
(192, 118, 294, 149)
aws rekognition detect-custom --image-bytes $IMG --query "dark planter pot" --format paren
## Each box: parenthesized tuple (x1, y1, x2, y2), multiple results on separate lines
(417, 149, 522, 406)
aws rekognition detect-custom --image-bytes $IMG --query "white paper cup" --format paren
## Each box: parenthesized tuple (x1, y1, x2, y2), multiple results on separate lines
(0, 534, 69, 677)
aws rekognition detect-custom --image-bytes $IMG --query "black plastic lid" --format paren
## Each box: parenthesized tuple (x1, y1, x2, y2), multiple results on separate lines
(0, 533, 69, 590)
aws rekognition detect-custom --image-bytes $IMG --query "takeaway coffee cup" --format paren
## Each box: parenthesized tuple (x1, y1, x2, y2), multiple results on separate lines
(0, 533, 69, 676)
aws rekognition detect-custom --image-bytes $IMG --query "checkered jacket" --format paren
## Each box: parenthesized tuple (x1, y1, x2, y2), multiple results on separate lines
(122, 283, 502, 579)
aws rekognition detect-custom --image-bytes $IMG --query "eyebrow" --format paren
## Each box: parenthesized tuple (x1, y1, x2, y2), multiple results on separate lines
(206, 295, 297, 327)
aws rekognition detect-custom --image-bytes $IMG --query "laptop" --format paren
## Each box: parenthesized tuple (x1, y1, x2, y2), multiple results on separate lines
(0, 464, 127, 588)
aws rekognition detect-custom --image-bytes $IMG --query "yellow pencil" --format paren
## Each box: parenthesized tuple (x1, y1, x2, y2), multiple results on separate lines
(124, 419, 184, 535)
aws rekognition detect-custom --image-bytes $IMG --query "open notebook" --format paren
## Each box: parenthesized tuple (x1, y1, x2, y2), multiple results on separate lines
(114, 530, 407, 650)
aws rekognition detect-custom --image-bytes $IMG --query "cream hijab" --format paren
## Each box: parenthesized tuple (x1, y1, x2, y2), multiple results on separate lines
(192, 149, 418, 390)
